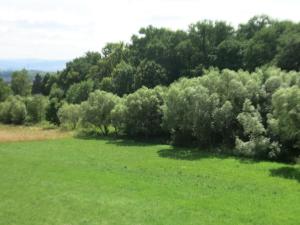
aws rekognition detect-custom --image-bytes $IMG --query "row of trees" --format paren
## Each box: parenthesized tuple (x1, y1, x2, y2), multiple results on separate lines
(2, 15, 299, 105)
(0, 69, 55, 101)
(23, 15, 300, 101)
(55, 67, 300, 162)
(1, 67, 299, 161)
(0, 95, 48, 124)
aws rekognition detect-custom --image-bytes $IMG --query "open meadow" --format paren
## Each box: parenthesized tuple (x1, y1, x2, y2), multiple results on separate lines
(0, 125, 299, 225)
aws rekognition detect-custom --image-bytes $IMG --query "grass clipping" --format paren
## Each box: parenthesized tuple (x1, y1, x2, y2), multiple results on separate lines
(0, 125, 70, 142)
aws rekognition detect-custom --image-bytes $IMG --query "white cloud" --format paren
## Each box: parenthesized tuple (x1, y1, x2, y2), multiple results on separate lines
(0, 0, 299, 59)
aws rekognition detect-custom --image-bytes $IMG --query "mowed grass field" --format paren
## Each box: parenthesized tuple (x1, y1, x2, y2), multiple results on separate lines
(0, 126, 299, 225)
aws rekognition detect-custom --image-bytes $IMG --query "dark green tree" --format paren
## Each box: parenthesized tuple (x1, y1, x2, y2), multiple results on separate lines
(66, 80, 94, 104)
(111, 61, 135, 96)
(237, 15, 273, 40)
(216, 39, 244, 70)
(277, 33, 300, 71)
(133, 60, 167, 90)
(0, 78, 11, 101)
(32, 73, 43, 94)
(11, 69, 31, 96)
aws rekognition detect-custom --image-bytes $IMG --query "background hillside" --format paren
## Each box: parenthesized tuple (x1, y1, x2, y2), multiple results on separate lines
(0, 70, 53, 82)
(0, 59, 67, 82)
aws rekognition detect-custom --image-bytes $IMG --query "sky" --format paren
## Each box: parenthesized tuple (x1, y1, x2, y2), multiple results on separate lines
(0, 0, 300, 60)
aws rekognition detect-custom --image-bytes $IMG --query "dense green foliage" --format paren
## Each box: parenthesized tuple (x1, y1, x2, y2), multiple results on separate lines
(0, 95, 48, 125)
(11, 69, 31, 96)
(162, 68, 300, 160)
(66, 80, 94, 104)
(111, 61, 135, 96)
(58, 103, 81, 129)
(25, 95, 48, 123)
(52, 67, 300, 161)
(0, 78, 11, 101)
(133, 60, 167, 90)
(31, 73, 43, 94)
(80, 90, 120, 135)
(113, 86, 165, 137)
(268, 87, 300, 156)
(25, 15, 300, 100)
(3, 66, 300, 161)
(0, 96, 27, 124)
(0, 137, 299, 225)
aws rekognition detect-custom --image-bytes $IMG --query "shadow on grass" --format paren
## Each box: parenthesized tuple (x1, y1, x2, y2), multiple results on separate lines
(269, 167, 300, 183)
(76, 131, 297, 165)
(105, 138, 164, 147)
(157, 147, 229, 161)
(75, 131, 166, 147)
(76, 132, 244, 161)
(236, 157, 262, 164)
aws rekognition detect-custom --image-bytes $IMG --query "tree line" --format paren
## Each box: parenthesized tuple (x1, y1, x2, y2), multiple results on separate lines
(0, 67, 299, 161)
(26, 15, 300, 100)
(0, 15, 299, 161)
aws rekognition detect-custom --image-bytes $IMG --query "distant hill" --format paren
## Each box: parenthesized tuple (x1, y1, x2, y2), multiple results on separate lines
(0, 59, 67, 72)
(0, 71, 13, 82)
(0, 59, 67, 82)
(0, 70, 55, 82)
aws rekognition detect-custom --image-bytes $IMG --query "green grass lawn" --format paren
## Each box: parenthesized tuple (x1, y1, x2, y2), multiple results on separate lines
(0, 137, 299, 225)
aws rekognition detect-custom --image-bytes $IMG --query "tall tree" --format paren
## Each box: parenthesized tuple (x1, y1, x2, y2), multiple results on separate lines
(0, 78, 11, 101)
(111, 61, 135, 96)
(237, 15, 273, 40)
(188, 21, 234, 68)
(276, 33, 300, 71)
(133, 60, 167, 90)
(11, 69, 31, 96)
(216, 39, 244, 70)
(32, 73, 43, 94)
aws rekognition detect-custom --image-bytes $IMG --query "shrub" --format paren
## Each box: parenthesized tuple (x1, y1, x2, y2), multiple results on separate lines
(163, 75, 236, 147)
(11, 100, 27, 124)
(162, 78, 200, 146)
(0, 101, 12, 123)
(58, 103, 81, 130)
(111, 100, 126, 135)
(0, 78, 11, 102)
(80, 90, 120, 135)
(99, 77, 114, 93)
(46, 98, 63, 125)
(66, 80, 94, 104)
(25, 95, 48, 123)
(268, 86, 300, 159)
(234, 99, 280, 158)
(0, 96, 27, 124)
(122, 86, 165, 137)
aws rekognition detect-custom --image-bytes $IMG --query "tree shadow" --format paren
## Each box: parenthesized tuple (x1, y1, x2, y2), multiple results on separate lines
(237, 157, 264, 164)
(75, 131, 166, 147)
(105, 138, 164, 147)
(269, 167, 300, 183)
(75, 131, 298, 165)
(157, 147, 229, 161)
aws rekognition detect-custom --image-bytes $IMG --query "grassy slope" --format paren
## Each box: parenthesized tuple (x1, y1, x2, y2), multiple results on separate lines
(0, 138, 299, 225)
